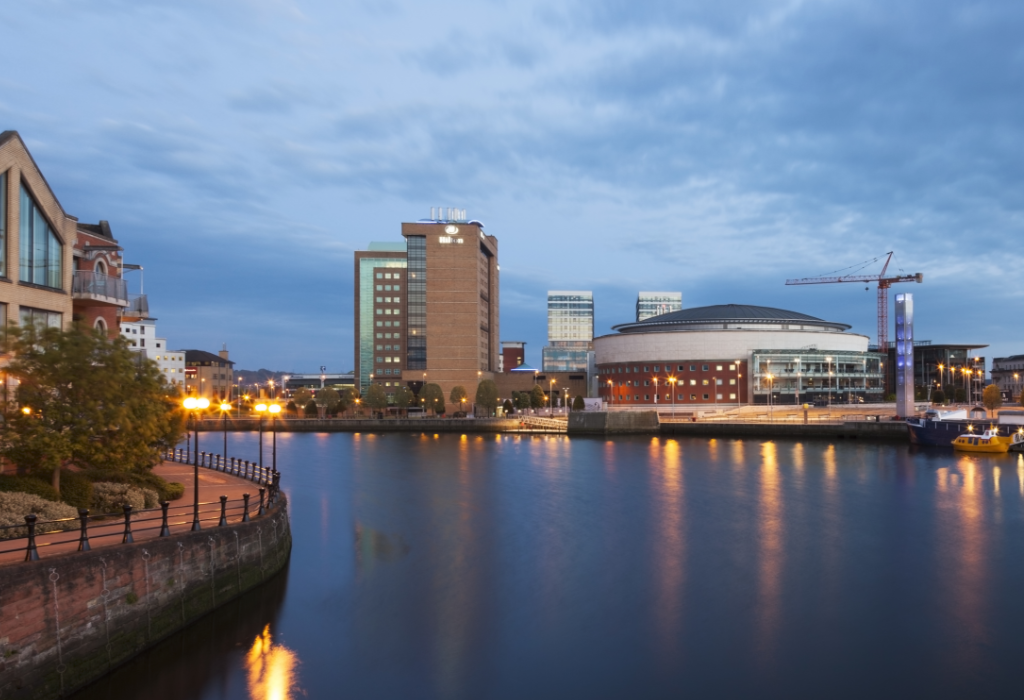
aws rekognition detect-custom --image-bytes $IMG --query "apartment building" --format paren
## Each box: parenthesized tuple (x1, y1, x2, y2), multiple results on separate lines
(543, 291, 593, 372)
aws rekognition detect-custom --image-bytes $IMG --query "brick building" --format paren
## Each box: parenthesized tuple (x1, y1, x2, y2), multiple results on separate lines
(354, 211, 500, 406)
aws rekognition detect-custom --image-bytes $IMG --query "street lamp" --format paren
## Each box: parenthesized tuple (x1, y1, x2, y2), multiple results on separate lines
(269, 404, 281, 474)
(735, 360, 742, 407)
(255, 402, 268, 467)
(607, 379, 614, 407)
(219, 402, 232, 461)
(564, 387, 569, 413)
(182, 396, 210, 531)
(668, 376, 677, 414)
(826, 356, 832, 409)
(550, 378, 556, 416)
(653, 376, 658, 406)
(766, 373, 774, 421)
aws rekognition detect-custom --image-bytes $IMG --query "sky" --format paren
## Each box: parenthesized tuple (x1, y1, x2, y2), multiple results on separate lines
(2, 0, 1022, 372)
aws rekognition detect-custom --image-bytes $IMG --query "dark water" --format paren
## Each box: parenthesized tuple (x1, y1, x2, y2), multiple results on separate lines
(74, 433, 1024, 699)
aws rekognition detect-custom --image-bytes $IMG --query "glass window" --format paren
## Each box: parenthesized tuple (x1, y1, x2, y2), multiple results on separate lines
(376, 273, 382, 279)
(376, 285, 382, 291)
(394, 285, 401, 291)
(643, 366, 649, 372)
(19, 184, 62, 288)
(729, 365, 736, 371)
(729, 379, 736, 385)
(717, 365, 723, 371)
(690, 394, 696, 401)
(654, 365, 659, 372)
(716, 393, 723, 400)
(690, 365, 696, 371)
(376, 296, 382, 302)
(702, 365, 709, 371)
(702, 394, 709, 400)
(730, 393, 737, 400)
(690, 379, 696, 386)
(644, 395, 649, 400)
(20, 307, 61, 329)
(702, 379, 709, 386)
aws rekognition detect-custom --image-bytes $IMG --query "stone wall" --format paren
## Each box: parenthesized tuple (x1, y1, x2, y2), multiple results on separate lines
(0, 498, 292, 700)
(568, 411, 661, 434)
(194, 417, 527, 433)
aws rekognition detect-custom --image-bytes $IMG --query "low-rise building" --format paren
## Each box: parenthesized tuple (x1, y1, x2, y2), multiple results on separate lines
(991, 355, 1024, 402)
(184, 347, 235, 399)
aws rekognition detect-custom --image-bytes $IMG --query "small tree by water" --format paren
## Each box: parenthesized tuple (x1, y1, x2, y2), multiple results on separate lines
(983, 384, 1002, 411)
(475, 380, 499, 416)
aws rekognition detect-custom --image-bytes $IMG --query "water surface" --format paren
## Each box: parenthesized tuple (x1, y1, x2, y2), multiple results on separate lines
(74, 433, 1024, 699)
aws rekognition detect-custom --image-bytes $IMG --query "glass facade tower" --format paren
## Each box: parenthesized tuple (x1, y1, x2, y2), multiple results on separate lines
(636, 292, 682, 322)
(544, 291, 593, 372)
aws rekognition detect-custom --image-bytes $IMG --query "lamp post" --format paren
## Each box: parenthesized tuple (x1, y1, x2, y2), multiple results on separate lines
(219, 402, 231, 460)
(653, 376, 658, 406)
(182, 397, 210, 531)
(607, 379, 613, 407)
(735, 360, 742, 407)
(564, 387, 569, 414)
(550, 378, 556, 416)
(255, 402, 267, 467)
(269, 404, 281, 474)
(668, 376, 677, 414)
(766, 373, 774, 421)
(713, 376, 717, 407)
(825, 356, 832, 409)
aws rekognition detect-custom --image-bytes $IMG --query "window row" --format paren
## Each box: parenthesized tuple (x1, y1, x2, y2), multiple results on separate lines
(375, 356, 401, 363)
(375, 296, 400, 303)
(375, 321, 401, 327)
(615, 393, 738, 401)
(375, 272, 402, 279)
(375, 308, 401, 316)
(611, 378, 736, 387)
(0, 177, 63, 289)
(376, 368, 400, 375)
(605, 363, 737, 374)
(376, 344, 402, 351)
(375, 285, 401, 292)
(375, 332, 401, 339)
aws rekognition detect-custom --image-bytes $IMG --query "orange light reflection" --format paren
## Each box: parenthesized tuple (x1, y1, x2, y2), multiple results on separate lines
(246, 624, 299, 700)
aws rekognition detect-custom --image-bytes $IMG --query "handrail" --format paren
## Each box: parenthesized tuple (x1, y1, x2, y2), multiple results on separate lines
(0, 450, 281, 562)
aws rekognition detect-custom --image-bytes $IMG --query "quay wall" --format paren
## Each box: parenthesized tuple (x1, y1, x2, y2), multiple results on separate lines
(195, 418, 526, 433)
(0, 500, 292, 700)
(660, 421, 908, 441)
(568, 411, 660, 435)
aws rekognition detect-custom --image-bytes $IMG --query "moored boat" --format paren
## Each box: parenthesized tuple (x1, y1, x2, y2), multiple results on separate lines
(952, 427, 1024, 453)
(907, 408, 1024, 447)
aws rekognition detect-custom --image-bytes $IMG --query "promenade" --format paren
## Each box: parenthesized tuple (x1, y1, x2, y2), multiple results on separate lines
(0, 462, 263, 565)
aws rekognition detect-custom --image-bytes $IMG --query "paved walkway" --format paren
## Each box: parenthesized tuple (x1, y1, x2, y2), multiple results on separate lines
(0, 462, 266, 565)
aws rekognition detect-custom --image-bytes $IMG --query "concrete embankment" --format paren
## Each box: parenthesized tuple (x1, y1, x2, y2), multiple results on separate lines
(568, 411, 661, 435)
(660, 420, 908, 441)
(195, 417, 528, 433)
(0, 498, 292, 700)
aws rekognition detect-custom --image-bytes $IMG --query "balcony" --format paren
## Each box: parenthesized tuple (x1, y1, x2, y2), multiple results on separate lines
(122, 294, 150, 319)
(72, 271, 128, 307)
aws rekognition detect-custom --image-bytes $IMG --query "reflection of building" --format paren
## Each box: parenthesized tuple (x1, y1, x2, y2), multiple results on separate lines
(543, 291, 593, 372)
(184, 347, 235, 399)
(353, 211, 500, 403)
(992, 355, 1024, 402)
(595, 304, 885, 406)
(883, 342, 987, 400)
(636, 292, 682, 322)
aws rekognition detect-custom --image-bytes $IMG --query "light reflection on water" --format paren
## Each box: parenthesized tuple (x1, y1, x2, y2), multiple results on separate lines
(72, 433, 1024, 699)
(246, 625, 299, 700)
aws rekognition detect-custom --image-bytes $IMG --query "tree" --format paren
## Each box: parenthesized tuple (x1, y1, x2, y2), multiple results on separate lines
(983, 384, 1002, 411)
(364, 384, 389, 414)
(285, 400, 298, 415)
(513, 391, 531, 411)
(475, 380, 499, 416)
(318, 387, 340, 407)
(342, 388, 361, 416)
(393, 386, 415, 416)
(292, 388, 313, 409)
(931, 389, 946, 405)
(449, 385, 468, 413)
(954, 387, 967, 403)
(529, 385, 546, 411)
(421, 383, 445, 415)
(573, 395, 586, 411)
(1, 323, 186, 495)
(304, 399, 318, 417)
(503, 399, 513, 415)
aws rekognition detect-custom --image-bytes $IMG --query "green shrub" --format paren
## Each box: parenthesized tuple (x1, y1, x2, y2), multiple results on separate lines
(91, 482, 160, 514)
(0, 474, 59, 502)
(58, 470, 94, 510)
(0, 492, 79, 538)
(164, 482, 185, 501)
(304, 400, 318, 417)
(82, 469, 177, 502)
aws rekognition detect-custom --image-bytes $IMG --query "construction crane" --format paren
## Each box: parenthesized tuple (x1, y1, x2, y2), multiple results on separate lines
(785, 252, 923, 351)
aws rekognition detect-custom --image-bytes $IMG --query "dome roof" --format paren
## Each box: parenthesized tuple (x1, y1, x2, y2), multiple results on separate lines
(612, 304, 851, 333)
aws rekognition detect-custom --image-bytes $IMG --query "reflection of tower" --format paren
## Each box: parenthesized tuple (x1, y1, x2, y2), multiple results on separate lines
(895, 294, 915, 417)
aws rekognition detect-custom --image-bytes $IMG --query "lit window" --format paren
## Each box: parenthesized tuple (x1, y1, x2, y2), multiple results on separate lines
(716, 365, 723, 371)
(729, 393, 736, 400)
(690, 380, 696, 386)
(729, 365, 736, 371)
(729, 379, 736, 385)
(702, 380, 709, 386)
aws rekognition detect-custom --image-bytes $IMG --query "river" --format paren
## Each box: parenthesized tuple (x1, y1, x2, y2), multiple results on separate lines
(72, 432, 1024, 699)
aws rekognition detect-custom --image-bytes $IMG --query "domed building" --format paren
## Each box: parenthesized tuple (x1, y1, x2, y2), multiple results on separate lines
(594, 304, 885, 407)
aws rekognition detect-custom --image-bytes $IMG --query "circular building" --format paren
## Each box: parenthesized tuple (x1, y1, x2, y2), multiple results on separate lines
(594, 304, 885, 407)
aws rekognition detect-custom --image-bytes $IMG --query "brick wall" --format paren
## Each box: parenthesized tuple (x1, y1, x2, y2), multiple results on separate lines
(0, 499, 292, 700)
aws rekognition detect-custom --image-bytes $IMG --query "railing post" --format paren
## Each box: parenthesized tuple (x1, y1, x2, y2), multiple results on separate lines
(244, 460, 251, 480)
(242, 493, 251, 522)
(159, 501, 171, 537)
(218, 496, 228, 527)
(77, 509, 91, 551)
(258, 488, 266, 516)
(121, 505, 134, 544)
(24, 514, 40, 562)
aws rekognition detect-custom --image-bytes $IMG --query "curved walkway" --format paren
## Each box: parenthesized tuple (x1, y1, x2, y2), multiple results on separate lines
(0, 462, 264, 565)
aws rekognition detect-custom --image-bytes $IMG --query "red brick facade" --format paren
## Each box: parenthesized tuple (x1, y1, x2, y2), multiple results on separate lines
(598, 359, 748, 405)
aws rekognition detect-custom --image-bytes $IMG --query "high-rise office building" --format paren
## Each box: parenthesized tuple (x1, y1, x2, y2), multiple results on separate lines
(543, 291, 593, 372)
(353, 211, 499, 403)
(636, 291, 682, 322)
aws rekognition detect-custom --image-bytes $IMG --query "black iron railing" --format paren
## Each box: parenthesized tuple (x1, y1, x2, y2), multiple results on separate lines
(0, 451, 281, 562)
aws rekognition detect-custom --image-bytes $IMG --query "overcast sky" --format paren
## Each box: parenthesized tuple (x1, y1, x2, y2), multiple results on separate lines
(2, 0, 1022, 372)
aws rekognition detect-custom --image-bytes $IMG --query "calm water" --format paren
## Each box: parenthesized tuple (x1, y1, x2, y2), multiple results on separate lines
(74, 433, 1024, 699)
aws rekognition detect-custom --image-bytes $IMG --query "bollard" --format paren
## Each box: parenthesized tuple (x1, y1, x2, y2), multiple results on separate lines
(77, 509, 91, 551)
(121, 504, 134, 544)
(218, 495, 228, 527)
(242, 493, 251, 522)
(258, 488, 266, 516)
(24, 514, 40, 562)
(159, 501, 171, 537)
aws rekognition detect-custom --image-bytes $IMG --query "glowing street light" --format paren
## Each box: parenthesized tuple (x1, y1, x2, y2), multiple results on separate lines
(219, 402, 232, 460)
(255, 402, 268, 467)
(182, 396, 210, 531)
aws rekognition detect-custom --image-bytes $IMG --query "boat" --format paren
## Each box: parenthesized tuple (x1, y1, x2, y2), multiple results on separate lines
(952, 427, 1024, 453)
(906, 408, 1024, 447)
